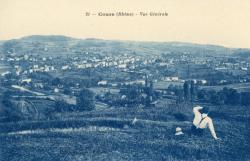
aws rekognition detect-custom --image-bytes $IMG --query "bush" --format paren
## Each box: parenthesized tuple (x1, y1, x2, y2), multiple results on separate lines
(76, 88, 95, 111)
(1, 91, 23, 121)
(54, 100, 75, 112)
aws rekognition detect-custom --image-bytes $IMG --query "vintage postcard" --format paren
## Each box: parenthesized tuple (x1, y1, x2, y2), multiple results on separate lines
(0, 0, 250, 160)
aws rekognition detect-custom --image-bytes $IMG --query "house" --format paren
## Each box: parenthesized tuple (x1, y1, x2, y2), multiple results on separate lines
(171, 77, 179, 81)
(98, 80, 108, 86)
(54, 88, 60, 93)
(34, 83, 44, 89)
(194, 79, 207, 85)
(118, 64, 127, 69)
(85, 64, 92, 68)
(21, 78, 32, 84)
(1, 71, 11, 76)
(77, 64, 85, 69)
(163, 76, 179, 81)
(124, 80, 145, 85)
(44, 66, 50, 72)
(62, 65, 70, 70)
(159, 62, 168, 66)
(29, 69, 34, 73)
(241, 67, 248, 71)
(200, 80, 207, 85)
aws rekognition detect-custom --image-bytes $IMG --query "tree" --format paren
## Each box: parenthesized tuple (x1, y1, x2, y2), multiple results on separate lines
(183, 81, 190, 101)
(210, 90, 221, 105)
(1, 91, 22, 121)
(120, 85, 143, 106)
(190, 80, 197, 102)
(241, 92, 250, 105)
(63, 88, 72, 95)
(77, 88, 95, 111)
(51, 77, 61, 86)
(225, 88, 240, 105)
(54, 99, 74, 112)
(197, 89, 209, 102)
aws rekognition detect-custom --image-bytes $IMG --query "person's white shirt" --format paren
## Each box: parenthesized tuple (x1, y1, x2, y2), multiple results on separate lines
(193, 106, 219, 140)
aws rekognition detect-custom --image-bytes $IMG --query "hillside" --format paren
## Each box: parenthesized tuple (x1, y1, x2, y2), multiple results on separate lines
(1, 105, 249, 160)
(0, 35, 236, 57)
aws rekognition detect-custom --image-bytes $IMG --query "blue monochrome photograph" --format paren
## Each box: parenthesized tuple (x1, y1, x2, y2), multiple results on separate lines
(0, 0, 250, 161)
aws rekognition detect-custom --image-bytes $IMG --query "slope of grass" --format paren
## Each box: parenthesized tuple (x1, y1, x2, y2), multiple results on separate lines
(0, 104, 249, 161)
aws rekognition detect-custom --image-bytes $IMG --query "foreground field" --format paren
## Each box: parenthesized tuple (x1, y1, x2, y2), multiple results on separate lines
(0, 105, 250, 161)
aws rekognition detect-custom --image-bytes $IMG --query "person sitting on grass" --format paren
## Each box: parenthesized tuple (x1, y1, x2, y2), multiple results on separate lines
(191, 105, 220, 140)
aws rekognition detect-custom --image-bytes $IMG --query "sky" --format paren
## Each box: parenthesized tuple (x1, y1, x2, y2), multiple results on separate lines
(0, 0, 250, 48)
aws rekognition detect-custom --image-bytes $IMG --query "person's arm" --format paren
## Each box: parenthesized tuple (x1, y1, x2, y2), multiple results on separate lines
(208, 118, 219, 140)
(193, 106, 203, 114)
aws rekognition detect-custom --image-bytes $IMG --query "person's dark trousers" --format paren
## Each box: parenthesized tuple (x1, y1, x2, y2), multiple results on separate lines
(190, 125, 204, 136)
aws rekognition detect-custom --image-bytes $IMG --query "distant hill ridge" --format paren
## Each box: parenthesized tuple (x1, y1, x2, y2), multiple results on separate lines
(0, 35, 248, 56)
(22, 35, 73, 42)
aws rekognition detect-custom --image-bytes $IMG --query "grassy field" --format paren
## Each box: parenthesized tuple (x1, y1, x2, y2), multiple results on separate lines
(89, 87, 120, 95)
(0, 104, 249, 161)
(154, 81, 183, 90)
(200, 83, 250, 92)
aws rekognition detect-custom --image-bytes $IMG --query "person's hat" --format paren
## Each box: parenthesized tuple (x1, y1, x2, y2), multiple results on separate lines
(175, 127, 184, 135)
(176, 127, 182, 132)
(200, 107, 209, 114)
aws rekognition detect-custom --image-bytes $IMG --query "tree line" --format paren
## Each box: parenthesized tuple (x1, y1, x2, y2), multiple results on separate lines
(182, 80, 250, 106)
